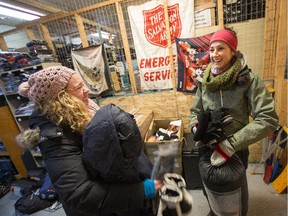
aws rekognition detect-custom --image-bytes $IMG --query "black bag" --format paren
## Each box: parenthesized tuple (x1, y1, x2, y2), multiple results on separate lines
(39, 173, 58, 200)
(12, 178, 40, 196)
(15, 190, 56, 215)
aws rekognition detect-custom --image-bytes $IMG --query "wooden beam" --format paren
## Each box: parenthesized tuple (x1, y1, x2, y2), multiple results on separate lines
(0, 1, 120, 38)
(274, 0, 287, 126)
(0, 28, 19, 37)
(25, 28, 35, 40)
(0, 36, 8, 51)
(38, 24, 56, 55)
(78, 17, 117, 34)
(16, 0, 124, 29)
(0, 106, 27, 178)
(74, 14, 89, 48)
(163, 0, 176, 91)
(217, 0, 224, 28)
(115, 2, 137, 94)
(14, 0, 61, 13)
(263, 0, 278, 79)
(15, 0, 116, 34)
(73, 0, 123, 15)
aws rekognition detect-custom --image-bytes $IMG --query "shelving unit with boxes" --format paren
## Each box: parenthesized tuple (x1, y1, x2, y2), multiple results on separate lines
(0, 62, 61, 178)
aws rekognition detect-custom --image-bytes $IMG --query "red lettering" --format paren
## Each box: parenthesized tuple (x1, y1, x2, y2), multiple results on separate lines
(142, 70, 171, 81)
(139, 59, 145, 69)
(152, 57, 158, 68)
(145, 58, 152, 68)
(155, 71, 161, 80)
(162, 70, 169, 80)
(149, 71, 155, 81)
(144, 72, 149, 81)
(172, 55, 177, 64)
(158, 57, 164, 67)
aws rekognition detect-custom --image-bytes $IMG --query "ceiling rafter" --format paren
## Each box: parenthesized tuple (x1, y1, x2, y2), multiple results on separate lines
(14, 0, 61, 13)
(0, 0, 117, 35)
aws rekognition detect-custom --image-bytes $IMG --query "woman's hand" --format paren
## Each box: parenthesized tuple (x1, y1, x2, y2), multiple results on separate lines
(154, 179, 163, 195)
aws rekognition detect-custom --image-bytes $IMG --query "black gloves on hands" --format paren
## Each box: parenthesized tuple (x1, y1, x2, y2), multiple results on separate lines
(192, 110, 211, 142)
(192, 108, 233, 145)
(192, 108, 236, 166)
(202, 108, 233, 145)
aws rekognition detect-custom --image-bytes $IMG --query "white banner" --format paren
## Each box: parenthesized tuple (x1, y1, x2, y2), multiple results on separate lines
(71, 45, 109, 95)
(128, 0, 195, 90)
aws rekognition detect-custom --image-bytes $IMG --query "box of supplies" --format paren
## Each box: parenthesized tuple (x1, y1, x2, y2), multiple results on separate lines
(144, 119, 183, 175)
(134, 110, 153, 141)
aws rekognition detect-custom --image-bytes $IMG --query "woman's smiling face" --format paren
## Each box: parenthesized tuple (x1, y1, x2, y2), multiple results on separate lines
(209, 41, 235, 72)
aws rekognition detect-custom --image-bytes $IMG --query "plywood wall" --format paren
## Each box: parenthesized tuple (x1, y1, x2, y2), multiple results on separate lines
(98, 91, 195, 133)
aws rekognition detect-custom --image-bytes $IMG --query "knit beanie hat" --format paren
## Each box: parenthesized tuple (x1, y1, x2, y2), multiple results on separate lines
(210, 29, 238, 52)
(18, 66, 76, 103)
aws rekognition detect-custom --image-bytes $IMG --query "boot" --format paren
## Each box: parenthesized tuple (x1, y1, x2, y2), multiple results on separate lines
(163, 173, 193, 214)
(157, 183, 182, 216)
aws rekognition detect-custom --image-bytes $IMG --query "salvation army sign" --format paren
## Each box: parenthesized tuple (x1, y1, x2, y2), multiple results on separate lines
(128, 0, 195, 90)
(143, 4, 181, 48)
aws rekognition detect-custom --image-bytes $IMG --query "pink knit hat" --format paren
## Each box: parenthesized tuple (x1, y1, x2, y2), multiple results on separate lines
(210, 29, 238, 52)
(18, 66, 76, 103)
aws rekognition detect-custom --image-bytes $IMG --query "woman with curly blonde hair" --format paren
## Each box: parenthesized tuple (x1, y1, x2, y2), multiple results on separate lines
(16, 66, 161, 216)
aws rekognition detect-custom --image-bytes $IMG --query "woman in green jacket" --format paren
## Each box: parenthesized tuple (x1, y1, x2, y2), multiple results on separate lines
(190, 28, 278, 216)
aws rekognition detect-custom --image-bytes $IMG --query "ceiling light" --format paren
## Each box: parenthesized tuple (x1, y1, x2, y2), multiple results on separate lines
(91, 31, 116, 40)
(0, 2, 45, 21)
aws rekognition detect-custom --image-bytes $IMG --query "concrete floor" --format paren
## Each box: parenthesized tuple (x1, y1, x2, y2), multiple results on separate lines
(0, 163, 287, 216)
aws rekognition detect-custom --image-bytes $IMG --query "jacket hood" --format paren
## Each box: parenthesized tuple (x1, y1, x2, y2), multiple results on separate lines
(29, 109, 55, 130)
(15, 110, 55, 150)
(15, 127, 40, 149)
(239, 52, 247, 70)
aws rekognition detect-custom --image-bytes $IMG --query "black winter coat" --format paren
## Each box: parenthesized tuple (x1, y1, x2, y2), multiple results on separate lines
(29, 110, 151, 216)
(83, 104, 152, 183)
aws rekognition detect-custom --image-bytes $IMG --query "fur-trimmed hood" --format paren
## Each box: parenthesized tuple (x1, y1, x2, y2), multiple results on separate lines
(15, 109, 55, 150)
(15, 127, 40, 149)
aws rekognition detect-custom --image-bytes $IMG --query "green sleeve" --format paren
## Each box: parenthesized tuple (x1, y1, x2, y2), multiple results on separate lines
(189, 85, 204, 128)
(229, 75, 278, 151)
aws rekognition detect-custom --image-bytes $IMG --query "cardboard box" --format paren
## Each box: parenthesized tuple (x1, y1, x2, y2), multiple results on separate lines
(134, 111, 153, 141)
(195, 8, 215, 28)
(195, 0, 215, 7)
(144, 119, 183, 175)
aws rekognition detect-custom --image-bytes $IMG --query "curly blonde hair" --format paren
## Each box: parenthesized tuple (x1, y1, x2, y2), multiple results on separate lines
(36, 90, 92, 133)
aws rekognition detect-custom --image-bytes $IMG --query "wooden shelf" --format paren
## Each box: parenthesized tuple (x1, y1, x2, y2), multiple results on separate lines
(0, 150, 9, 156)
(0, 105, 27, 177)
(0, 62, 62, 178)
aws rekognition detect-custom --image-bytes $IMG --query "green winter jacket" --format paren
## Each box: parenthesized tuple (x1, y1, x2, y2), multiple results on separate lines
(190, 64, 278, 152)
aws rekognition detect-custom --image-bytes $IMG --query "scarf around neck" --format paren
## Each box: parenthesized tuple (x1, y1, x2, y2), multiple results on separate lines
(202, 58, 242, 92)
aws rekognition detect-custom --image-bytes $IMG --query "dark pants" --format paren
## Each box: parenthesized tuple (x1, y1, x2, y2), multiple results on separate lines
(62, 203, 154, 216)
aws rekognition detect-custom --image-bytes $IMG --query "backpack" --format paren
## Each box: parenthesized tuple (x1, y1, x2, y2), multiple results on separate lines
(12, 178, 40, 196)
(14, 189, 56, 215)
(39, 173, 58, 200)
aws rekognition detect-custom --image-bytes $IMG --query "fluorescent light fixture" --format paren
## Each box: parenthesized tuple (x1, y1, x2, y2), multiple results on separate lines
(91, 31, 116, 40)
(0, 2, 45, 21)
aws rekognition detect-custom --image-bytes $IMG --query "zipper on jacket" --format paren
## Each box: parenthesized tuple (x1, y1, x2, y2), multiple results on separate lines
(220, 89, 224, 107)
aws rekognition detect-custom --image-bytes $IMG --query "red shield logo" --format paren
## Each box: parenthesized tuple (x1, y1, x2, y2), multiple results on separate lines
(143, 4, 182, 48)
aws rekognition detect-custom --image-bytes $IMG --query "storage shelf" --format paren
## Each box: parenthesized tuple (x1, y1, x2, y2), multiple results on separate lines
(0, 62, 62, 178)
(0, 64, 43, 75)
(0, 150, 9, 156)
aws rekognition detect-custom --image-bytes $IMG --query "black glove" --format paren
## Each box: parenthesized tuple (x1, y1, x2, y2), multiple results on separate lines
(210, 107, 233, 128)
(201, 108, 233, 145)
(192, 110, 211, 142)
